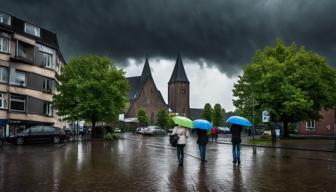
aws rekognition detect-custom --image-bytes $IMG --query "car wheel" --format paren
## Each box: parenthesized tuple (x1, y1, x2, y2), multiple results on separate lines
(53, 136, 60, 144)
(16, 138, 24, 145)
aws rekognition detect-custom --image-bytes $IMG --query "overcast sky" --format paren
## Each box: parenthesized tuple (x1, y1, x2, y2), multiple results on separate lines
(1, 0, 336, 111)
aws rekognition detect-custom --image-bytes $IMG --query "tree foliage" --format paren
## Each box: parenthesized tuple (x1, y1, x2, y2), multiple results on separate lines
(53, 55, 129, 130)
(212, 103, 224, 127)
(156, 109, 168, 128)
(202, 103, 213, 122)
(136, 108, 149, 126)
(233, 39, 336, 137)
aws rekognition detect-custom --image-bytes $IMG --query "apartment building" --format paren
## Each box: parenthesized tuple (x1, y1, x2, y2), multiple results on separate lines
(0, 11, 66, 138)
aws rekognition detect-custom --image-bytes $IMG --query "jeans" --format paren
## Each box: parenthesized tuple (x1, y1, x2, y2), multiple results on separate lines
(176, 144, 185, 164)
(232, 143, 241, 162)
(199, 144, 206, 161)
(211, 135, 218, 142)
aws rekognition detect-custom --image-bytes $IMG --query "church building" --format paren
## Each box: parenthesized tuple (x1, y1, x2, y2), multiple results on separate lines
(126, 52, 190, 124)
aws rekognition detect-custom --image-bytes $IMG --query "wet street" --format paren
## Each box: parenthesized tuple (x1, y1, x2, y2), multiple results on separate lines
(1, 134, 336, 192)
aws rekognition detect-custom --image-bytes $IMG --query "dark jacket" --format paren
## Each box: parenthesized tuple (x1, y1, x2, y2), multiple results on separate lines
(230, 124, 243, 144)
(197, 129, 208, 145)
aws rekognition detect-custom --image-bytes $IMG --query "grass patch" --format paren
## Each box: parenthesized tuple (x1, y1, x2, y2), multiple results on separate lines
(247, 138, 272, 145)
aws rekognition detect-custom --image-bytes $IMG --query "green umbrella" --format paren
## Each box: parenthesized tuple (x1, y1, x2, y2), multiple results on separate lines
(172, 116, 194, 128)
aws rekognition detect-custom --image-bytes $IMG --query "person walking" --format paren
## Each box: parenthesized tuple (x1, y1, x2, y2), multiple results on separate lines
(197, 129, 209, 162)
(211, 127, 218, 142)
(230, 124, 243, 165)
(172, 125, 190, 166)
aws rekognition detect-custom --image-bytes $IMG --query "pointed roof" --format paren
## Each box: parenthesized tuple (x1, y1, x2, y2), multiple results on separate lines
(141, 56, 152, 81)
(169, 51, 189, 83)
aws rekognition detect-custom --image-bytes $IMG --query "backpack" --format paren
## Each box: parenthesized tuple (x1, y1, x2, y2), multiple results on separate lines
(169, 134, 179, 147)
(211, 127, 217, 135)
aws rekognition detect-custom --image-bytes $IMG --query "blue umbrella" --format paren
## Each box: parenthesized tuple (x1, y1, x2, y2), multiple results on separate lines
(192, 119, 213, 130)
(226, 116, 252, 127)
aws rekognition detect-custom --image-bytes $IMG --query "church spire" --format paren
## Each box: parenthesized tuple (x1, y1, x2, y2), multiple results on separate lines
(141, 56, 152, 81)
(169, 51, 189, 83)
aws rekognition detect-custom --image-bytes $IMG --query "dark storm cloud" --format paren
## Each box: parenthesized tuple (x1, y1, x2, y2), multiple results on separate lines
(1, 0, 336, 74)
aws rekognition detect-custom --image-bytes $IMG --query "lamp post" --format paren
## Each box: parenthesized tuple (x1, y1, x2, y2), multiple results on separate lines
(252, 94, 255, 140)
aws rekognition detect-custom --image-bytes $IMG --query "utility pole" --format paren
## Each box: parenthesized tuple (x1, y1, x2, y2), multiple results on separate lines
(252, 94, 255, 140)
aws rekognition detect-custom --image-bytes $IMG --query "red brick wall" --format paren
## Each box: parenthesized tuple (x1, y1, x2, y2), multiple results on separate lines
(298, 108, 336, 136)
(127, 78, 168, 124)
(168, 82, 190, 117)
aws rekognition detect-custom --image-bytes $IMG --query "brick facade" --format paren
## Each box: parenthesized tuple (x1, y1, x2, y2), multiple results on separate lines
(126, 77, 168, 124)
(298, 108, 336, 136)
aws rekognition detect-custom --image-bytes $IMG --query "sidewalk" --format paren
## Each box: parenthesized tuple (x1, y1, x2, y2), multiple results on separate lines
(216, 134, 336, 152)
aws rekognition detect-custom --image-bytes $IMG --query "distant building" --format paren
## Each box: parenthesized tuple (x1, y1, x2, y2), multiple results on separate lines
(126, 57, 168, 124)
(0, 11, 66, 137)
(126, 52, 191, 123)
(298, 108, 336, 136)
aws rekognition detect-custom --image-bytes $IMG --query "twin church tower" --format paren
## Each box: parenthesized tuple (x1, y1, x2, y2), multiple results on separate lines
(126, 52, 190, 123)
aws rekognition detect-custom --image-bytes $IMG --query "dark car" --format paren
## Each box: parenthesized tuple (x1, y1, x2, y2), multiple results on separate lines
(8, 126, 67, 145)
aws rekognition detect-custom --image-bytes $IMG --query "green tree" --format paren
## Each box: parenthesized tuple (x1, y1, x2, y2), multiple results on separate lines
(202, 103, 213, 122)
(53, 55, 129, 134)
(212, 103, 224, 127)
(156, 109, 168, 129)
(233, 39, 336, 137)
(137, 108, 149, 126)
(167, 116, 176, 128)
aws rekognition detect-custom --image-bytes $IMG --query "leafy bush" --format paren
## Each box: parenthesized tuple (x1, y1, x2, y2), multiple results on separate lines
(104, 132, 119, 141)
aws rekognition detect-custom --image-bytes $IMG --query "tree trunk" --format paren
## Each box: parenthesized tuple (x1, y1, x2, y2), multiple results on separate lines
(283, 121, 289, 138)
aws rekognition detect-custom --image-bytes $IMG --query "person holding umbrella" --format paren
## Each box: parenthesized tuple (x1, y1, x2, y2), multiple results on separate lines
(172, 116, 192, 166)
(193, 119, 212, 163)
(230, 124, 243, 165)
(172, 125, 190, 166)
(226, 116, 252, 166)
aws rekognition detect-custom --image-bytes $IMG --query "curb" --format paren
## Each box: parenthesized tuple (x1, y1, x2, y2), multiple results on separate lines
(216, 141, 336, 153)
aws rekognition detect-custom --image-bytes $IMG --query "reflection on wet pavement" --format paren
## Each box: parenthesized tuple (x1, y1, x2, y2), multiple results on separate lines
(0, 133, 335, 191)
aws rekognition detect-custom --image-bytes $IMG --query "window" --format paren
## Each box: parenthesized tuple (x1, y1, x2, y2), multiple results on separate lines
(0, 36, 9, 53)
(0, 93, 8, 109)
(306, 120, 316, 131)
(11, 71, 26, 86)
(43, 79, 52, 93)
(0, 13, 11, 25)
(0, 66, 8, 83)
(181, 88, 185, 94)
(44, 102, 52, 116)
(24, 23, 40, 37)
(10, 94, 26, 112)
(42, 52, 53, 68)
(37, 44, 54, 69)
(17, 41, 34, 62)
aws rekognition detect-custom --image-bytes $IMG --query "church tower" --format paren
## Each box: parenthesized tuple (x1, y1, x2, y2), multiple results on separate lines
(168, 52, 190, 117)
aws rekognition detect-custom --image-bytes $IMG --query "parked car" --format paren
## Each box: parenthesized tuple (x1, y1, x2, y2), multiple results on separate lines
(8, 125, 67, 145)
(136, 127, 145, 134)
(143, 126, 166, 136)
(115, 128, 121, 133)
(218, 127, 231, 134)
